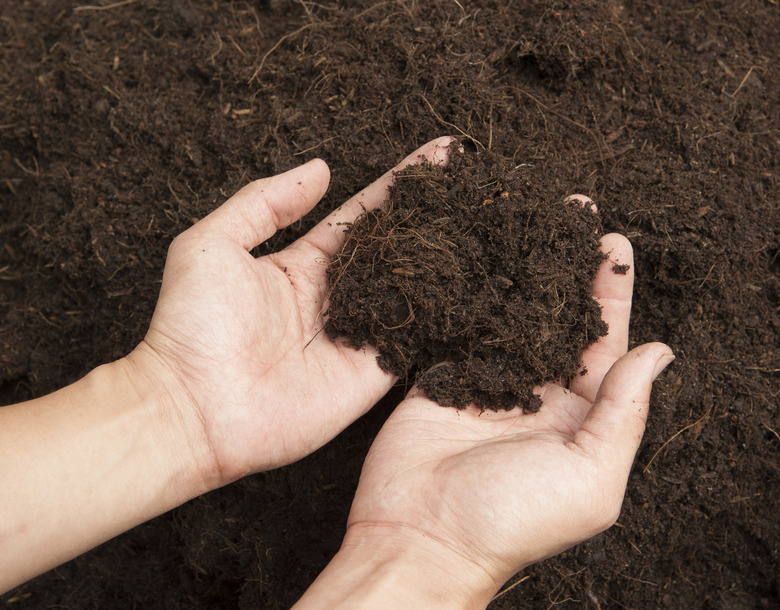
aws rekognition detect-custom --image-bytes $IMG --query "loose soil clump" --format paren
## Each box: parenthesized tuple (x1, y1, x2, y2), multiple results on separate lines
(326, 144, 607, 410)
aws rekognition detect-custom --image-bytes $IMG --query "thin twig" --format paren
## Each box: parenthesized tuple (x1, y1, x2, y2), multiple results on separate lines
(248, 23, 314, 84)
(643, 407, 711, 473)
(420, 94, 485, 149)
(355, 0, 394, 20)
(729, 66, 754, 97)
(450, 0, 466, 14)
(293, 135, 340, 156)
(74, 0, 139, 12)
(514, 87, 604, 163)
(762, 422, 780, 443)
(491, 575, 531, 602)
(303, 325, 326, 350)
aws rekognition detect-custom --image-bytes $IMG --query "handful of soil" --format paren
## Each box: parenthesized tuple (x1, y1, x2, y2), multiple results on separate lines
(325, 145, 607, 411)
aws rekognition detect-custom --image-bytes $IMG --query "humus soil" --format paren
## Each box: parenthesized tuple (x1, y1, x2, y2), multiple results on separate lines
(1, 1, 778, 608)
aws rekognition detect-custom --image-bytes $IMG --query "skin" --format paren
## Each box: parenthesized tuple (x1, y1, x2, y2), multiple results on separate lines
(0, 137, 449, 592)
(294, 214, 674, 608)
(0, 136, 672, 605)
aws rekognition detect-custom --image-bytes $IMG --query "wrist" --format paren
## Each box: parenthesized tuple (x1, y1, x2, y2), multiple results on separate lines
(295, 523, 499, 609)
(118, 342, 221, 498)
(0, 354, 216, 591)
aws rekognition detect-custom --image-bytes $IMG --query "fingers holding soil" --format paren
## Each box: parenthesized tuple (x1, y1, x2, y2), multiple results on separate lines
(302, 136, 454, 258)
(569, 233, 634, 404)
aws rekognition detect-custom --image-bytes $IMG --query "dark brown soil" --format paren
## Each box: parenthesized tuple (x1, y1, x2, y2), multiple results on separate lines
(326, 144, 608, 411)
(1, 1, 778, 609)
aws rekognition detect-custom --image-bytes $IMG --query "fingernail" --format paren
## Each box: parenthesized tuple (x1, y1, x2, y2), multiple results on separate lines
(652, 353, 675, 380)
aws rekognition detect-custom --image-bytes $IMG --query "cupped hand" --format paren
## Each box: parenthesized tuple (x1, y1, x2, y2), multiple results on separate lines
(124, 137, 453, 487)
(343, 230, 674, 603)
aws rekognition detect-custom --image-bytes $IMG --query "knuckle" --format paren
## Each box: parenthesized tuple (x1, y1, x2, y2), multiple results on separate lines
(167, 230, 199, 258)
(168, 232, 188, 253)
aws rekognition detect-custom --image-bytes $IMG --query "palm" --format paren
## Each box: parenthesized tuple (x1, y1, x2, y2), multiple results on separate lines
(347, 232, 640, 584)
(139, 139, 453, 482)
(349, 385, 601, 582)
(145, 236, 389, 476)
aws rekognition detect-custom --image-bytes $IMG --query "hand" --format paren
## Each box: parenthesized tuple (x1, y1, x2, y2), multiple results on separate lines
(0, 139, 457, 594)
(123, 137, 453, 487)
(297, 228, 674, 608)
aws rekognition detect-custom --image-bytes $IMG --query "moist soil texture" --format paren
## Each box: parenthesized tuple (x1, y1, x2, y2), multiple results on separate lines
(1, 1, 778, 609)
(326, 144, 608, 411)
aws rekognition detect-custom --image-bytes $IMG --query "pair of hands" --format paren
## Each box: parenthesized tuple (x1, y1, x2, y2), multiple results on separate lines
(126, 136, 673, 605)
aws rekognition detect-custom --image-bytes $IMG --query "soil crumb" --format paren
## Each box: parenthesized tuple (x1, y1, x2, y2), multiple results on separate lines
(612, 263, 631, 275)
(325, 144, 607, 411)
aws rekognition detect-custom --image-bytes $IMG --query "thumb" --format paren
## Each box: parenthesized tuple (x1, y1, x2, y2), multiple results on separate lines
(193, 159, 331, 250)
(575, 342, 674, 467)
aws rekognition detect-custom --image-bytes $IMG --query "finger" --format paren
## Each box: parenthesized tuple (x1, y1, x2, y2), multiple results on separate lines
(302, 136, 454, 258)
(574, 342, 674, 468)
(192, 159, 331, 250)
(569, 233, 634, 404)
(565, 193, 598, 213)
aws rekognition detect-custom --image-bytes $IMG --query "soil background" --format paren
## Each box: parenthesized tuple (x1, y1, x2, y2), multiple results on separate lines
(1, 0, 778, 608)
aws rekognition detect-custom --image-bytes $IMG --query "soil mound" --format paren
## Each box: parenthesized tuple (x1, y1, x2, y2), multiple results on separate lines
(326, 145, 607, 410)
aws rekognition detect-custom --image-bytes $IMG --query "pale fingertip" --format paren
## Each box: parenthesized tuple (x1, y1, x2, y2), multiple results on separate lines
(191, 159, 332, 251)
(565, 193, 597, 213)
(426, 135, 457, 165)
(593, 233, 635, 299)
(394, 136, 454, 172)
(599, 233, 633, 261)
(303, 158, 332, 198)
(652, 350, 675, 380)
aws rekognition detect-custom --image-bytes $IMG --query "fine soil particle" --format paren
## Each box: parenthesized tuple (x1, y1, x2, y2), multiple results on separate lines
(611, 263, 630, 275)
(326, 144, 607, 410)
